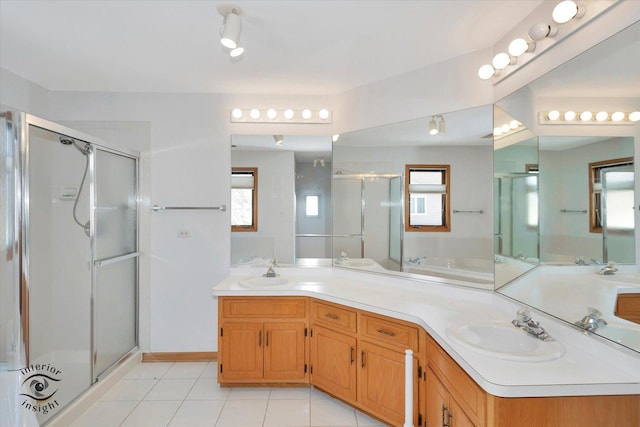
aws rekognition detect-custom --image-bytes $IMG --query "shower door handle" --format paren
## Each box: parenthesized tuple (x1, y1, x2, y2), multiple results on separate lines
(94, 252, 140, 267)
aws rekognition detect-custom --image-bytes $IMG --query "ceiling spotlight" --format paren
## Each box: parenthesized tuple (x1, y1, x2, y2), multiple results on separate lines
(547, 110, 560, 121)
(230, 46, 244, 57)
(611, 111, 625, 122)
(319, 109, 330, 120)
(267, 108, 277, 120)
(579, 111, 593, 121)
(231, 108, 243, 119)
(564, 111, 576, 121)
(332, 134, 340, 142)
(220, 7, 242, 49)
(629, 111, 640, 122)
(595, 111, 609, 121)
(274, 135, 283, 146)
(438, 116, 446, 134)
(478, 64, 496, 80)
(553, 1, 585, 24)
(428, 117, 439, 135)
(492, 52, 514, 70)
(302, 109, 312, 119)
(250, 108, 261, 119)
(284, 109, 294, 120)
(528, 23, 558, 41)
(508, 38, 535, 57)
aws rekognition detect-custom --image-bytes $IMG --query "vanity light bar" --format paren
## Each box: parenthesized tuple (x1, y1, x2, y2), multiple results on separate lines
(493, 120, 523, 138)
(230, 108, 332, 124)
(539, 111, 640, 124)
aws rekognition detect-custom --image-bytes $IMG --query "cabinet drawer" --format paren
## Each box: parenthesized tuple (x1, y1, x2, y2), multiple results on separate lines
(311, 301, 357, 333)
(428, 337, 485, 425)
(360, 314, 419, 351)
(222, 297, 306, 319)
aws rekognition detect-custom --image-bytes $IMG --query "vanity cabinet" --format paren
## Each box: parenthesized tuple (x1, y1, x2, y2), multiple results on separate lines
(427, 336, 485, 426)
(309, 300, 422, 427)
(615, 292, 640, 324)
(218, 297, 308, 384)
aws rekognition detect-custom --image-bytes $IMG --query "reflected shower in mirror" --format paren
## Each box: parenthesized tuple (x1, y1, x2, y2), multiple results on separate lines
(493, 105, 539, 288)
(496, 21, 639, 353)
(333, 105, 495, 289)
(230, 134, 332, 267)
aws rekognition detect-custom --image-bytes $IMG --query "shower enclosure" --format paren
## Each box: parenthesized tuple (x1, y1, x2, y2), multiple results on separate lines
(1, 111, 139, 424)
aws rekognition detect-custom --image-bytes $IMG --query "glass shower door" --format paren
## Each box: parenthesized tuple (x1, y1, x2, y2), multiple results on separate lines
(602, 166, 635, 264)
(93, 148, 138, 380)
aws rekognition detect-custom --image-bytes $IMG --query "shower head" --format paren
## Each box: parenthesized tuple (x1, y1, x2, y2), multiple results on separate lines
(59, 136, 92, 155)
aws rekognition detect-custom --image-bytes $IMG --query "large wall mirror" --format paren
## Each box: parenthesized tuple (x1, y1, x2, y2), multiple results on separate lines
(496, 21, 639, 353)
(230, 135, 332, 267)
(332, 105, 495, 289)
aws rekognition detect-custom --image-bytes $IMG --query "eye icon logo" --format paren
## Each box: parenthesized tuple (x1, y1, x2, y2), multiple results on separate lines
(21, 373, 60, 400)
(18, 364, 63, 415)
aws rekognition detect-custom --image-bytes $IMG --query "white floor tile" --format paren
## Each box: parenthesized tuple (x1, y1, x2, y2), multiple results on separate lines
(269, 387, 311, 400)
(100, 379, 157, 401)
(120, 400, 182, 427)
(310, 398, 358, 426)
(215, 399, 268, 427)
(145, 378, 197, 401)
(124, 362, 174, 380)
(163, 362, 208, 379)
(168, 400, 224, 427)
(199, 361, 218, 379)
(264, 398, 311, 427)
(186, 377, 230, 400)
(69, 400, 138, 427)
(227, 386, 271, 400)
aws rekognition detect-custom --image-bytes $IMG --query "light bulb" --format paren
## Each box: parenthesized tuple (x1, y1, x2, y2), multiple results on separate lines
(302, 109, 312, 119)
(595, 111, 608, 121)
(564, 111, 576, 121)
(478, 64, 495, 80)
(629, 111, 640, 122)
(332, 134, 340, 142)
(230, 46, 244, 57)
(284, 109, 294, 120)
(319, 109, 330, 120)
(553, 1, 582, 24)
(528, 23, 557, 41)
(231, 108, 243, 119)
(493, 127, 503, 136)
(611, 111, 625, 122)
(250, 108, 261, 119)
(579, 111, 593, 121)
(547, 110, 560, 121)
(501, 124, 510, 133)
(267, 109, 277, 120)
(508, 38, 534, 57)
(492, 53, 512, 70)
(509, 120, 521, 129)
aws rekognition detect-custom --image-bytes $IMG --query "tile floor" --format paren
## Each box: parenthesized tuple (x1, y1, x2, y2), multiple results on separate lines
(70, 362, 389, 427)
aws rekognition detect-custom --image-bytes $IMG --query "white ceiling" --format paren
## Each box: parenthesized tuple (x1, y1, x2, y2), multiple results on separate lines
(0, 0, 543, 95)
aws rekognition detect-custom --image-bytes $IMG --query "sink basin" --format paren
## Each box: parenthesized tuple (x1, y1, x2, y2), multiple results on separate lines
(335, 258, 375, 267)
(238, 276, 292, 289)
(446, 320, 564, 362)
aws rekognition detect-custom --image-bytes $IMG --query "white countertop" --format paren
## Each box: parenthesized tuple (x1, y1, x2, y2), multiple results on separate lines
(212, 267, 640, 398)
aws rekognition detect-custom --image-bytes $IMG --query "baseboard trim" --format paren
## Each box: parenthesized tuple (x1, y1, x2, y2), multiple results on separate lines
(142, 351, 217, 362)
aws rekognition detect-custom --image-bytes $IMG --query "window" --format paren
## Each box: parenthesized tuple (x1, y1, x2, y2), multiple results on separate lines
(305, 194, 319, 217)
(231, 167, 257, 232)
(589, 157, 633, 233)
(405, 165, 450, 232)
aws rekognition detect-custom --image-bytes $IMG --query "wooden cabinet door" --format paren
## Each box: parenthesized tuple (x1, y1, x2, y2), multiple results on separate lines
(264, 321, 306, 380)
(358, 341, 411, 426)
(310, 325, 357, 402)
(449, 397, 475, 427)
(427, 368, 450, 427)
(220, 322, 263, 380)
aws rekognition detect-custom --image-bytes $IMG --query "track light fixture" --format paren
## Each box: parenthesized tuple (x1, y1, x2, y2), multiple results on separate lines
(428, 115, 445, 136)
(218, 4, 244, 58)
(274, 135, 284, 146)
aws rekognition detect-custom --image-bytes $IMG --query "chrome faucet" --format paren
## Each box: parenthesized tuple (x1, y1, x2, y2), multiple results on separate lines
(512, 308, 555, 342)
(597, 262, 618, 276)
(574, 307, 608, 332)
(263, 262, 277, 278)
